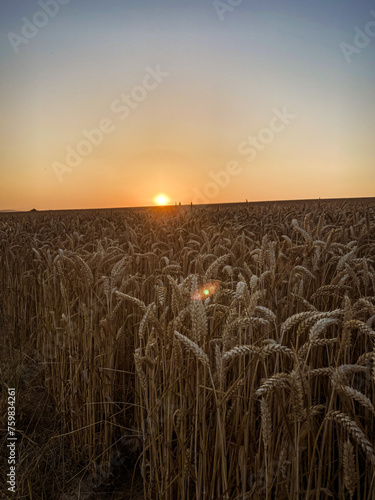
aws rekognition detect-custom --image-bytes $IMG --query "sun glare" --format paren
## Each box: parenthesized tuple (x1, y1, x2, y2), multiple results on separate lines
(191, 281, 220, 301)
(155, 194, 169, 206)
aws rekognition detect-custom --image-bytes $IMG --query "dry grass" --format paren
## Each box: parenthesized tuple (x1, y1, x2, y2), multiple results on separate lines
(0, 199, 375, 499)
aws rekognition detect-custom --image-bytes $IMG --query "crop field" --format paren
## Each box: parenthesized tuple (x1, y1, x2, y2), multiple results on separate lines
(1, 199, 375, 499)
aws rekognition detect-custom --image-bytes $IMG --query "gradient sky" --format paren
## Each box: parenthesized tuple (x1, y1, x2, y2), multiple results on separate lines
(0, 0, 374, 210)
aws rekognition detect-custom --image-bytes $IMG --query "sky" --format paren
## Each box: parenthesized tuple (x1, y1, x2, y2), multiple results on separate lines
(0, 0, 374, 210)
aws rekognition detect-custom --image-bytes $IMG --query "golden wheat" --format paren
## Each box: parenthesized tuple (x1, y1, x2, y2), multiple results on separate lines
(1, 199, 374, 499)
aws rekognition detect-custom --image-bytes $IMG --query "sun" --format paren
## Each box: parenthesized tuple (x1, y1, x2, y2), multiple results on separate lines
(154, 194, 169, 206)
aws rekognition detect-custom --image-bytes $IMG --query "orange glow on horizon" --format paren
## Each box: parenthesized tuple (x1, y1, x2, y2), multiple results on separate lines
(154, 194, 170, 206)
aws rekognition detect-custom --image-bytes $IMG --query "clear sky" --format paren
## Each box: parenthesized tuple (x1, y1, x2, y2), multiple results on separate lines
(1, 0, 374, 210)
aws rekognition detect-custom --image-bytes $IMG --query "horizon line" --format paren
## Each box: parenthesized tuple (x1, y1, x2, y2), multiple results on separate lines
(1, 195, 375, 214)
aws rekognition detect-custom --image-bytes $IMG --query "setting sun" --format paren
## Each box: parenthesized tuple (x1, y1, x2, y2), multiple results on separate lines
(154, 194, 169, 206)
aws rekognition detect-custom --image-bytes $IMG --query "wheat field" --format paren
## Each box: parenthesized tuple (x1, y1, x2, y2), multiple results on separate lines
(1, 199, 375, 499)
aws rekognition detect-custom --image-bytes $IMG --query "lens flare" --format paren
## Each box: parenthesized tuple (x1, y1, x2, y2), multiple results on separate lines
(190, 281, 220, 301)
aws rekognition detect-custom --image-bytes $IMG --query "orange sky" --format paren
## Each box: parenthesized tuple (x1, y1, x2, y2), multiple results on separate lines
(1, 1, 374, 210)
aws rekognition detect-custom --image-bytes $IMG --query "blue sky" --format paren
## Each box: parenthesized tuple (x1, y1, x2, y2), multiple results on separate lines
(0, 0, 374, 209)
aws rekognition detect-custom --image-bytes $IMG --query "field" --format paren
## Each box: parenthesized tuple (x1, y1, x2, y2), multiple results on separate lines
(1, 199, 375, 499)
